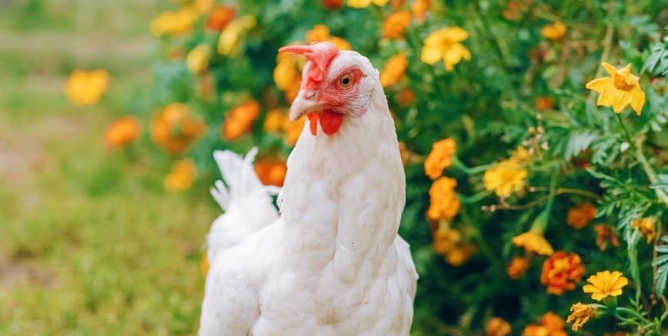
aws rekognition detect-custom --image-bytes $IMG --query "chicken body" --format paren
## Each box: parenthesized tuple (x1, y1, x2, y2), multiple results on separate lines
(200, 45, 417, 336)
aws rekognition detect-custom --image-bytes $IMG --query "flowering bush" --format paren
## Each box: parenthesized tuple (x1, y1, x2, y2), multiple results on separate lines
(77, 0, 668, 334)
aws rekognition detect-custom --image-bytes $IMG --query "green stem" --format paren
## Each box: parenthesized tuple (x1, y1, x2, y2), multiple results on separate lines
(635, 144, 668, 205)
(458, 190, 493, 204)
(451, 157, 494, 175)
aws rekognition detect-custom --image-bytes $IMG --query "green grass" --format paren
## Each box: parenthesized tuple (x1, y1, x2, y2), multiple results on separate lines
(0, 1, 219, 335)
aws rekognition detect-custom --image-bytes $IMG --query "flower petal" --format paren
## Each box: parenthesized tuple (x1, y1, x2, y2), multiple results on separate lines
(421, 45, 443, 64)
(585, 78, 612, 92)
(629, 87, 645, 115)
(601, 62, 617, 77)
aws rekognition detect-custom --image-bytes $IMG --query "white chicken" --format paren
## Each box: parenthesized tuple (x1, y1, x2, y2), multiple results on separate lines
(200, 42, 417, 336)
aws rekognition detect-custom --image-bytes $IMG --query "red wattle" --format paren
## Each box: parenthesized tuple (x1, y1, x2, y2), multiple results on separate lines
(307, 112, 319, 136)
(319, 110, 344, 135)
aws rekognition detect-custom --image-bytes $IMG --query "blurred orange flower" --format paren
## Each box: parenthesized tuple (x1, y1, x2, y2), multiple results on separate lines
(541, 21, 566, 40)
(105, 116, 141, 149)
(205, 5, 236, 31)
(164, 158, 196, 191)
(630, 218, 656, 243)
(432, 227, 474, 266)
(424, 138, 456, 180)
(507, 256, 530, 279)
(523, 312, 568, 336)
(187, 44, 211, 74)
(512, 230, 554, 256)
(541, 251, 585, 295)
(380, 53, 408, 88)
(348, 0, 389, 8)
(222, 100, 261, 140)
(396, 89, 415, 107)
(593, 224, 619, 251)
(306, 25, 351, 50)
(567, 203, 597, 229)
(486, 317, 511, 336)
(151, 103, 207, 154)
(201, 252, 209, 277)
(284, 116, 306, 146)
(411, 0, 430, 23)
(274, 52, 304, 103)
(383, 11, 411, 39)
(150, 8, 197, 36)
(254, 159, 288, 187)
(322, 0, 344, 9)
(65, 69, 110, 106)
(427, 176, 460, 221)
(535, 96, 555, 111)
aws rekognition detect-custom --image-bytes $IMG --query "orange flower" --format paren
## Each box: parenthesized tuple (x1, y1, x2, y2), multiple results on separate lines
(152, 103, 207, 154)
(383, 11, 411, 39)
(150, 8, 197, 36)
(432, 227, 474, 266)
(507, 256, 530, 279)
(427, 177, 460, 221)
(284, 116, 305, 146)
(502, 0, 533, 21)
(540, 251, 585, 295)
(380, 53, 408, 88)
(263, 108, 287, 133)
(274, 52, 304, 103)
(164, 158, 196, 191)
(567, 303, 597, 331)
(205, 5, 236, 31)
(411, 0, 430, 23)
(222, 100, 261, 140)
(396, 89, 415, 107)
(523, 312, 568, 336)
(486, 317, 511, 336)
(567, 203, 597, 229)
(254, 159, 288, 187)
(541, 21, 566, 41)
(445, 244, 476, 266)
(201, 252, 209, 277)
(593, 224, 619, 251)
(306, 25, 351, 50)
(322, 0, 344, 9)
(535, 96, 555, 111)
(65, 69, 110, 106)
(105, 116, 141, 149)
(631, 218, 656, 243)
(424, 138, 456, 179)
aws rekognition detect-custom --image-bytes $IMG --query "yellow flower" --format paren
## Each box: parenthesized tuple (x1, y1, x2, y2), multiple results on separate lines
(541, 21, 566, 40)
(509, 146, 531, 165)
(445, 244, 476, 266)
(263, 109, 288, 133)
(380, 53, 408, 88)
(284, 116, 305, 146)
(305, 25, 351, 50)
(486, 317, 511, 336)
(222, 100, 261, 140)
(583, 270, 628, 301)
(586, 62, 645, 115)
(383, 11, 411, 39)
(507, 256, 530, 279)
(567, 303, 597, 331)
(512, 230, 554, 256)
(218, 16, 256, 56)
(427, 177, 460, 221)
(105, 116, 141, 149)
(630, 218, 656, 243)
(150, 8, 197, 36)
(65, 69, 110, 106)
(424, 138, 456, 179)
(165, 159, 196, 191)
(187, 44, 211, 74)
(274, 52, 304, 103)
(421, 27, 471, 71)
(567, 203, 597, 229)
(348, 0, 389, 8)
(483, 159, 528, 198)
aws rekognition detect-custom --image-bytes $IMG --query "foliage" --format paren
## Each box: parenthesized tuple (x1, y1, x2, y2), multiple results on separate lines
(125, 0, 668, 334)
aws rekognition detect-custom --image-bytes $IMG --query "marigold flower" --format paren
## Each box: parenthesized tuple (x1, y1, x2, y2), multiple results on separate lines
(486, 317, 511, 336)
(586, 62, 645, 115)
(630, 218, 656, 243)
(274, 52, 304, 103)
(445, 244, 476, 266)
(284, 116, 306, 146)
(502, 0, 532, 21)
(509, 146, 531, 165)
(427, 177, 461, 221)
(305, 25, 351, 50)
(424, 138, 456, 180)
(191, 0, 214, 14)
(567, 203, 597, 229)
(263, 109, 287, 133)
(151, 103, 207, 154)
(541, 251, 585, 295)
(218, 16, 256, 56)
(222, 100, 261, 140)
(421, 27, 471, 71)
(322, 0, 344, 9)
(483, 159, 528, 198)
(523, 312, 568, 336)
(201, 252, 209, 277)
(164, 158, 196, 191)
(187, 44, 211, 74)
(205, 5, 236, 31)
(411, 0, 430, 23)
(348, 0, 389, 8)
(567, 303, 596, 331)
(534, 96, 555, 111)
(396, 89, 415, 107)
(583, 270, 628, 301)
(380, 53, 408, 88)
(150, 8, 197, 36)
(507, 256, 530, 279)
(541, 21, 567, 40)
(254, 159, 288, 187)
(512, 230, 554, 256)
(593, 224, 619, 251)
(432, 227, 461, 255)
(105, 116, 141, 149)
(65, 69, 110, 106)
(383, 11, 411, 39)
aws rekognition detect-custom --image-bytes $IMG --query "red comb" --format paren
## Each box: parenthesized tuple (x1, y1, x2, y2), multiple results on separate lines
(279, 42, 339, 88)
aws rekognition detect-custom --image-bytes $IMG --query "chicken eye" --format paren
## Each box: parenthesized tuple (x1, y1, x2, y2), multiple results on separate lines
(339, 74, 353, 88)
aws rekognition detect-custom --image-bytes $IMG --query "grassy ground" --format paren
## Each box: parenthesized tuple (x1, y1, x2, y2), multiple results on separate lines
(0, 1, 219, 335)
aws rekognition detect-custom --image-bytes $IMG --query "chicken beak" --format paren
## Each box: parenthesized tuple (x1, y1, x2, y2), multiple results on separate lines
(289, 90, 322, 121)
